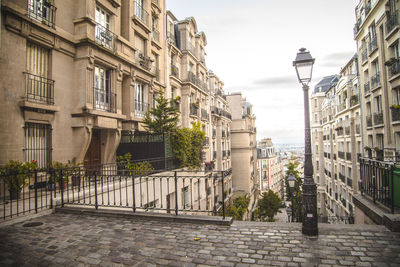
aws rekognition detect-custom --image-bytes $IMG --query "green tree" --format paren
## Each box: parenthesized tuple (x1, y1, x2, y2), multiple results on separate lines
(224, 195, 250, 220)
(253, 190, 282, 222)
(285, 160, 303, 222)
(142, 92, 179, 133)
(172, 121, 205, 169)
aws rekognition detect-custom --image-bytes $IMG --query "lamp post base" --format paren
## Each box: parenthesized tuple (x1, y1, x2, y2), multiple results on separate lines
(302, 182, 318, 236)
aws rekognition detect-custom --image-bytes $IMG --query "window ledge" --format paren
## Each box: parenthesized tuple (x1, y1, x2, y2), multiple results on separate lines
(19, 100, 60, 113)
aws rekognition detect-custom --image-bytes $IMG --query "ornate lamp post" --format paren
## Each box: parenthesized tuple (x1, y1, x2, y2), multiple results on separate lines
(293, 48, 318, 236)
(287, 174, 296, 222)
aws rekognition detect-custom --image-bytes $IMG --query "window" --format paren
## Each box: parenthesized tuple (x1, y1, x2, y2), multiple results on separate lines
(24, 122, 52, 168)
(135, 82, 147, 117)
(375, 95, 382, 113)
(314, 113, 318, 123)
(94, 66, 114, 112)
(28, 0, 56, 28)
(316, 161, 319, 171)
(95, 6, 114, 50)
(25, 42, 54, 104)
(393, 87, 400, 105)
(376, 134, 384, 149)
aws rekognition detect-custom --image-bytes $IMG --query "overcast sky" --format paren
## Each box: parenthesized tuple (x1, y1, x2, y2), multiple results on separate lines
(167, 0, 359, 144)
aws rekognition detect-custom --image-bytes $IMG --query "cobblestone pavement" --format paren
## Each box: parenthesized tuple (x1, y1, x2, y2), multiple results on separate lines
(1, 212, 400, 267)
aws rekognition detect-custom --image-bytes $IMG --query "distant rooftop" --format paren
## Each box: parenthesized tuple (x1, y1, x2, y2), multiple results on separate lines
(313, 75, 340, 94)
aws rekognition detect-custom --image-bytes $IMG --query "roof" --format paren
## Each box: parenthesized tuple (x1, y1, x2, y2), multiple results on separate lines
(313, 75, 340, 94)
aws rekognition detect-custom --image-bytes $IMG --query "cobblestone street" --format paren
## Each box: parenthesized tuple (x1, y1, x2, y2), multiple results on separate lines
(1, 211, 400, 266)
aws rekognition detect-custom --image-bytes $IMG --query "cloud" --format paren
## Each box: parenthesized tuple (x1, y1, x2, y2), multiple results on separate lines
(319, 51, 355, 68)
(253, 76, 298, 88)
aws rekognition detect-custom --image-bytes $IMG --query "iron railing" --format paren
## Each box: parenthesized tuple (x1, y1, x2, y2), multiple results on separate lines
(368, 36, 378, 54)
(135, 50, 151, 70)
(346, 152, 352, 161)
(24, 72, 54, 105)
(185, 42, 196, 56)
(338, 151, 345, 160)
(28, 0, 56, 28)
(365, 1, 371, 15)
(347, 178, 353, 187)
(361, 47, 368, 63)
(386, 11, 398, 35)
(388, 59, 400, 78)
(359, 157, 396, 213)
(94, 87, 116, 113)
(95, 24, 116, 51)
(392, 108, 400, 122)
(134, 1, 149, 27)
(371, 73, 380, 89)
(152, 28, 160, 43)
(339, 173, 345, 183)
(213, 151, 217, 160)
(134, 100, 149, 118)
(1, 159, 231, 220)
(374, 112, 384, 125)
(364, 81, 370, 94)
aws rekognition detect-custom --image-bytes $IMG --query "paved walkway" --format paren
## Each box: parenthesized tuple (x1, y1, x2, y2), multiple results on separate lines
(1, 212, 400, 266)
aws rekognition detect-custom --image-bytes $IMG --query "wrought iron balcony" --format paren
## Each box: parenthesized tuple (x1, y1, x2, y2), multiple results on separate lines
(387, 59, 400, 78)
(223, 150, 227, 158)
(28, 0, 56, 28)
(24, 72, 54, 105)
(220, 109, 232, 120)
(365, 1, 371, 15)
(366, 115, 373, 127)
(368, 36, 378, 54)
(391, 107, 400, 122)
(338, 151, 345, 160)
(135, 50, 151, 70)
(341, 198, 347, 208)
(347, 178, 353, 187)
(95, 24, 116, 51)
(185, 42, 196, 56)
(213, 151, 217, 160)
(190, 103, 198, 116)
(334, 154, 337, 160)
(386, 11, 398, 35)
(152, 28, 160, 43)
(374, 112, 384, 125)
(361, 47, 368, 63)
(94, 87, 116, 113)
(134, 100, 148, 118)
(171, 65, 179, 78)
(364, 81, 370, 94)
(134, 1, 149, 27)
(346, 152, 352, 161)
(371, 73, 380, 89)
(350, 95, 359, 107)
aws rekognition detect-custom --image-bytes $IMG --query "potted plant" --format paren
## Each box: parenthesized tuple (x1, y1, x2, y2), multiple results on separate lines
(390, 104, 400, 110)
(364, 146, 372, 159)
(0, 160, 38, 200)
(174, 96, 181, 103)
(334, 126, 343, 131)
(374, 147, 384, 161)
(204, 161, 215, 171)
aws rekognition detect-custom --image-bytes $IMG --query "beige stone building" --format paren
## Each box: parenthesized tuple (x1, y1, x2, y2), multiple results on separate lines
(257, 138, 284, 198)
(226, 93, 257, 197)
(1, 0, 166, 168)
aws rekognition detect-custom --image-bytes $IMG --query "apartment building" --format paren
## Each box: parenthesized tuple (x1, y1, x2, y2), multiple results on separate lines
(257, 138, 284, 198)
(311, 75, 339, 216)
(1, 0, 166, 167)
(352, 0, 400, 224)
(226, 93, 257, 197)
(311, 55, 362, 220)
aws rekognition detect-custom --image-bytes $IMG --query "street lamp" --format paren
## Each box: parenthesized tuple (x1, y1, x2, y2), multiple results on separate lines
(293, 48, 318, 236)
(287, 174, 296, 222)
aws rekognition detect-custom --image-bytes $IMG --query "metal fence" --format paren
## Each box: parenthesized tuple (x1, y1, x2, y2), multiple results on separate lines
(1, 159, 231, 220)
(359, 157, 396, 213)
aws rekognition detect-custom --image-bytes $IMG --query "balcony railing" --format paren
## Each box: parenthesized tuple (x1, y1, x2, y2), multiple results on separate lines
(347, 178, 353, 187)
(366, 115, 373, 127)
(201, 108, 208, 120)
(327, 153, 331, 159)
(135, 50, 151, 70)
(152, 28, 160, 43)
(338, 151, 345, 160)
(374, 112, 384, 125)
(134, 1, 149, 27)
(134, 100, 149, 118)
(361, 47, 368, 63)
(95, 24, 116, 51)
(94, 87, 116, 113)
(24, 72, 54, 105)
(368, 36, 378, 54)
(392, 107, 400, 122)
(220, 110, 232, 120)
(341, 198, 347, 208)
(339, 173, 345, 183)
(171, 65, 179, 79)
(185, 42, 196, 56)
(386, 11, 398, 35)
(28, 0, 56, 29)
(346, 152, 352, 161)
(365, 1, 371, 15)
(371, 73, 380, 89)
(190, 103, 198, 116)
(334, 154, 337, 160)
(213, 151, 217, 160)
(387, 59, 400, 78)
(364, 81, 370, 94)
(223, 150, 227, 158)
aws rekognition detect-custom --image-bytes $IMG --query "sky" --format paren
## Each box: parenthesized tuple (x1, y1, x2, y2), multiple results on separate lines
(166, 0, 359, 145)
